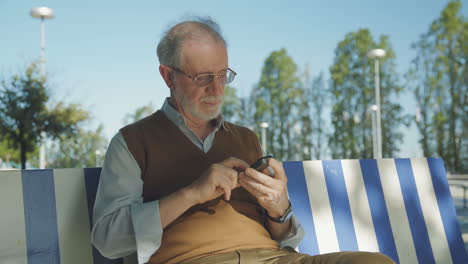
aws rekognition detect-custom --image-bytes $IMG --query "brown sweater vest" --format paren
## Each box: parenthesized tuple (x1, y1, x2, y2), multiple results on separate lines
(120, 111, 278, 264)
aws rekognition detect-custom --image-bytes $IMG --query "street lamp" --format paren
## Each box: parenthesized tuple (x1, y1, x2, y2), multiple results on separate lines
(367, 48, 386, 158)
(260, 122, 269, 154)
(31, 7, 55, 169)
(31, 7, 55, 76)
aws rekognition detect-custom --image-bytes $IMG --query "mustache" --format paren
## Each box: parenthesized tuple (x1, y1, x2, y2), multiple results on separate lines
(200, 96, 224, 103)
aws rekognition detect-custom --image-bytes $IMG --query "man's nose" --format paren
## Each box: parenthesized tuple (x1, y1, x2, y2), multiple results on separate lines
(208, 77, 225, 95)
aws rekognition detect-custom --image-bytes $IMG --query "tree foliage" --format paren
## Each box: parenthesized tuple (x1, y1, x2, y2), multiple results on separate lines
(252, 48, 303, 160)
(122, 102, 156, 125)
(329, 29, 407, 159)
(222, 85, 243, 123)
(0, 62, 89, 168)
(47, 125, 107, 168)
(408, 0, 467, 172)
(301, 70, 328, 159)
(0, 139, 21, 166)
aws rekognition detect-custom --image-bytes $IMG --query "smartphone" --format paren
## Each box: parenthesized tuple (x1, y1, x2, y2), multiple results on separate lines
(250, 155, 273, 173)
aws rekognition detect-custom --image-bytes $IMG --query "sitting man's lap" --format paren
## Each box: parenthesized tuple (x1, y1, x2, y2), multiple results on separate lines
(181, 247, 395, 264)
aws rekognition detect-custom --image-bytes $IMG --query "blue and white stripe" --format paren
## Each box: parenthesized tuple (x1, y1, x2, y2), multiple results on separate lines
(0, 168, 135, 264)
(284, 158, 467, 264)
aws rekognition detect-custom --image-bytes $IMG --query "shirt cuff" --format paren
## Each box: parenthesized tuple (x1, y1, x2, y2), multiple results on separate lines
(131, 201, 163, 264)
(278, 213, 305, 249)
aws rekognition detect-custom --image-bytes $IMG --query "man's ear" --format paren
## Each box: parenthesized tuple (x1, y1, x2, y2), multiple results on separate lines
(159, 65, 175, 89)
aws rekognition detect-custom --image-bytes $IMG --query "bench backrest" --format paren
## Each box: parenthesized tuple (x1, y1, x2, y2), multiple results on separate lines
(284, 158, 467, 264)
(0, 158, 466, 264)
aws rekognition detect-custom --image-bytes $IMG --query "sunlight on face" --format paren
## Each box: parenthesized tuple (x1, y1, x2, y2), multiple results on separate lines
(173, 38, 228, 122)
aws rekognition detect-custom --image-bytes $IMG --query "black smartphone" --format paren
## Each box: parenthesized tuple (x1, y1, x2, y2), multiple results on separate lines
(250, 155, 273, 172)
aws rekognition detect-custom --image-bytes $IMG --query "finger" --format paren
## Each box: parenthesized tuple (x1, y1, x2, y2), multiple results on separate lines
(221, 171, 238, 200)
(225, 171, 238, 191)
(260, 166, 275, 177)
(222, 157, 249, 170)
(268, 158, 287, 180)
(227, 169, 239, 186)
(235, 172, 242, 188)
(218, 167, 237, 188)
(239, 172, 272, 196)
(239, 176, 264, 199)
(220, 181, 232, 200)
(244, 168, 276, 188)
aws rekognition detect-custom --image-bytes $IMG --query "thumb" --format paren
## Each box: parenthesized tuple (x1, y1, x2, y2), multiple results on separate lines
(222, 157, 249, 170)
(268, 158, 287, 180)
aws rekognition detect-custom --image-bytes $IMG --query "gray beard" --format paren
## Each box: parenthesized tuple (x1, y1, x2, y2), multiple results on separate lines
(179, 94, 223, 121)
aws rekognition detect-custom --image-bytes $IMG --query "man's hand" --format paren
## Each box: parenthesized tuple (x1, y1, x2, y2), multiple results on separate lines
(188, 157, 249, 204)
(159, 157, 248, 229)
(238, 158, 289, 218)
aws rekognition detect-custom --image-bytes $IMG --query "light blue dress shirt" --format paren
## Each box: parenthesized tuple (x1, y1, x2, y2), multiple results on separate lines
(91, 98, 305, 264)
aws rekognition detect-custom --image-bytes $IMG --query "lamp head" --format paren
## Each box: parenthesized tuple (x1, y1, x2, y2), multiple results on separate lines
(31, 7, 55, 19)
(367, 49, 386, 59)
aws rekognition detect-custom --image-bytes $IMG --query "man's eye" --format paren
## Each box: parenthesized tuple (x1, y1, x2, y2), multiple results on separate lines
(198, 75, 213, 82)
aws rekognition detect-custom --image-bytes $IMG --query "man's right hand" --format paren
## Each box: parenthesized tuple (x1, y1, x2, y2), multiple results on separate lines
(159, 157, 249, 229)
(188, 157, 249, 204)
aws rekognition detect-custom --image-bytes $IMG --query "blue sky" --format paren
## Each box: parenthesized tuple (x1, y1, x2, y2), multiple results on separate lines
(2, 0, 467, 158)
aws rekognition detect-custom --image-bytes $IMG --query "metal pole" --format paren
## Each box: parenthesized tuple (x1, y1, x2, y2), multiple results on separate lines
(374, 59, 382, 158)
(39, 18, 46, 169)
(371, 108, 377, 158)
(40, 18, 46, 74)
(31, 7, 54, 169)
(95, 150, 101, 167)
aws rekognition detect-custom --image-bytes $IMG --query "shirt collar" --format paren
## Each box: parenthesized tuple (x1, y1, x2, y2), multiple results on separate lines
(161, 98, 229, 132)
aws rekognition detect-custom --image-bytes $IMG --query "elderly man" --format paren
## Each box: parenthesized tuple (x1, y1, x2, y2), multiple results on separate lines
(92, 17, 394, 264)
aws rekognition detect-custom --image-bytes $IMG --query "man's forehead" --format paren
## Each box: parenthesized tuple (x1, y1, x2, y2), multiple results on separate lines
(182, 38, 225, 52)
(180, 39, 228, 72)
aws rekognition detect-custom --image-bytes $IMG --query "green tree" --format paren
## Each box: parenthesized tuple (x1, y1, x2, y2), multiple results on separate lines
(47, 125, 107, 168)
(329, 29, 407, 159)
(0, 139, 20, 166)
(252, 48, 303, 160)
(222, 85, 242, 123)
(409, 0, 467, 172)
(238, 96, 255, 128)
(0, 62, 89, 169)
(122, 102, 156, 125)
(407, 33, 437, 158)
(301, 70, 328, 160)
(431, 0, 466, 172)
(296, 66, 313, 160)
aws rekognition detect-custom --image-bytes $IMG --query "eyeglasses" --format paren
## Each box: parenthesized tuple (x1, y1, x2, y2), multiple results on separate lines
(170, 66, 237, 86)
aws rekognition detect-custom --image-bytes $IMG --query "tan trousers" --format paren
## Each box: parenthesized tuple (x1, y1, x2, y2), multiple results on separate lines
(180, 247, 395, 264)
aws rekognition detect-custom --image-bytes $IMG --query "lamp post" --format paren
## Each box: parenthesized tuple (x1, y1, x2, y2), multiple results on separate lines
(260, 122, 269, 154)
(31, 7, 55, 76)
(367, 48, 386, 159)
(31, 7, 55, 169)
(370, 105, 378, 158)
(95, 150, 101, 167)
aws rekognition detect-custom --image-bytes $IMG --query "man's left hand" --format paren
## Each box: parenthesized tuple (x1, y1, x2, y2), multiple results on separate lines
(239, 158, 289, 218)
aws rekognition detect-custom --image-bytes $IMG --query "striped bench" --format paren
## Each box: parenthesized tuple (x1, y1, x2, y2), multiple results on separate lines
(0, 158, 466, 264)
(284, 158, 467, 264)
